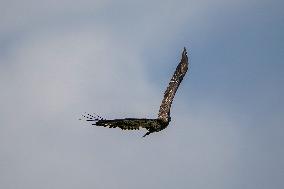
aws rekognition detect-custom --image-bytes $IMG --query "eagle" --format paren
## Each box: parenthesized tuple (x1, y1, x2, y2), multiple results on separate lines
(81, 47, 189, 137)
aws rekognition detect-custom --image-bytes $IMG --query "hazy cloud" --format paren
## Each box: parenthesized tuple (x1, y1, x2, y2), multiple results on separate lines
(1, 0, 283, 189)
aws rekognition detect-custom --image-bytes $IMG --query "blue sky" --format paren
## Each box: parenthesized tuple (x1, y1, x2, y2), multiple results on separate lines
(1, 0, 283, 189)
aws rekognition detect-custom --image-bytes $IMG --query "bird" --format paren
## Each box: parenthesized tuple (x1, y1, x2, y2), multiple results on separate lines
(80, 47, 189, 137)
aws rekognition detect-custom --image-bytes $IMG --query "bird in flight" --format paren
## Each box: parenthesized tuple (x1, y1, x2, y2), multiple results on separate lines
(81, 47, 189, 137)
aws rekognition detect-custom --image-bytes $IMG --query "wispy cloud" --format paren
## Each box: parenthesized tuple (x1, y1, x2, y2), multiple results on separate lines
(1, 0, 284, 189)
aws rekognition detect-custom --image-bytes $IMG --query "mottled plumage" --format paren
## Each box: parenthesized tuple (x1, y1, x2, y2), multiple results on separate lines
(81, 48, 189, 137)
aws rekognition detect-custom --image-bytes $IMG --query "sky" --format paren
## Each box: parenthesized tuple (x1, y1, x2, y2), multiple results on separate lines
(0, 0, 284, 188)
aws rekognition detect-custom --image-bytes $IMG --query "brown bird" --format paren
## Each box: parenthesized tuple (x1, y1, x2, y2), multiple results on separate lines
(81, 47, 189, 137)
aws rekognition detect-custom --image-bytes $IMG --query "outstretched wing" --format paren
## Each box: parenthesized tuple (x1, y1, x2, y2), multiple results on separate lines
(96, 118, 159, 130)
(158, 47, 189, 123)
(80, 113, 158, 130)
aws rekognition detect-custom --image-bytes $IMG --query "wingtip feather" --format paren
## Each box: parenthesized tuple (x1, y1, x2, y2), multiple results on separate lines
(79, 113, 105, 124)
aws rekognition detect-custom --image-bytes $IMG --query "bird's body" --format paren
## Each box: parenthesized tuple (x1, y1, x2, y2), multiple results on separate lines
(81, 47, 189, 137)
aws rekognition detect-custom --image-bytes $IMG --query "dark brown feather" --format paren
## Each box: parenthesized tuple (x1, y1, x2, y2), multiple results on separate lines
(158, 47, 189, 123)
(95, 118, 161, 130)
